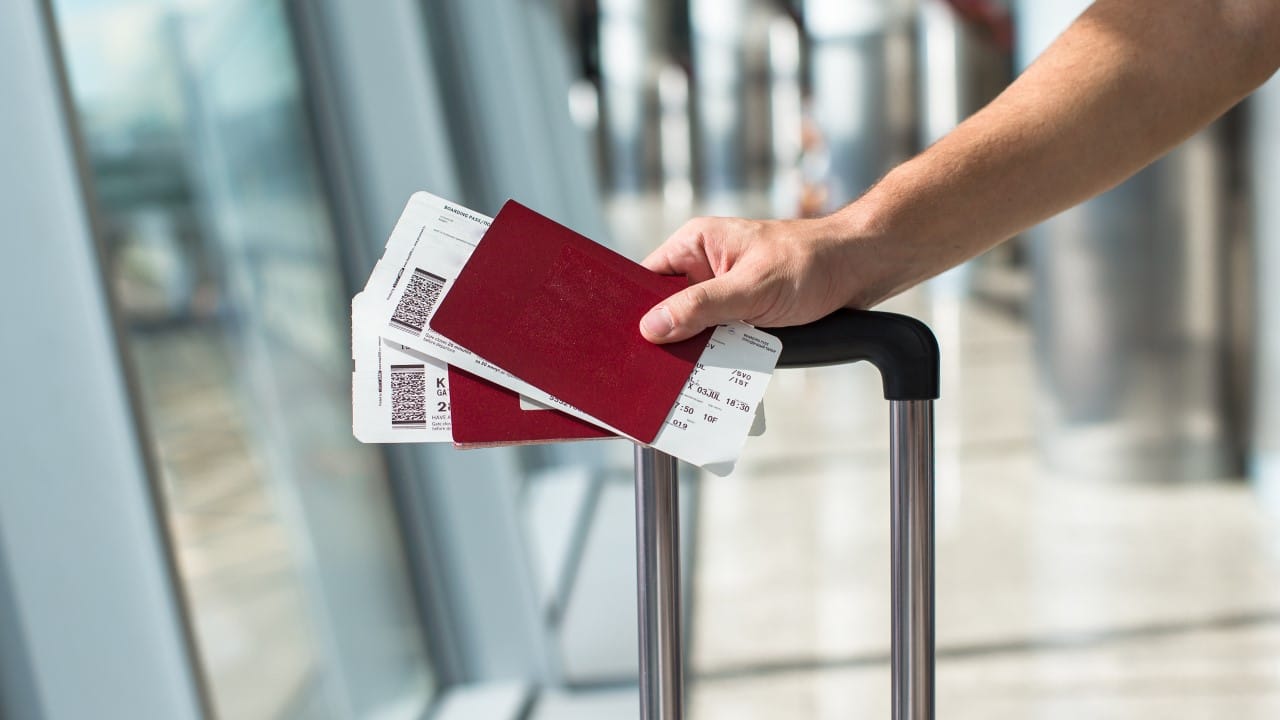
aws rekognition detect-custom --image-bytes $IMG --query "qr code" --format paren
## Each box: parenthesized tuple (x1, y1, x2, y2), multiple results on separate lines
(390, 364, 427, 428)
(390, 268, 447, 334)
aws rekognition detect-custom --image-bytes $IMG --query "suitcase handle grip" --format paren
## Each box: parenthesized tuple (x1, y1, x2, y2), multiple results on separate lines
(766, 309, 940, 401)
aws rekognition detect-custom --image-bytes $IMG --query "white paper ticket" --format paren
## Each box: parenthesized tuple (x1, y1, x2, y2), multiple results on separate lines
(352, 292, 452, 442)
(354, 291, 560, 443)
(362, 192, 780, 475)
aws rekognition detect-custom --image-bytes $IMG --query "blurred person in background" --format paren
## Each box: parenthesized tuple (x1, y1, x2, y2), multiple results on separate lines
(639, 0, 1280, 343)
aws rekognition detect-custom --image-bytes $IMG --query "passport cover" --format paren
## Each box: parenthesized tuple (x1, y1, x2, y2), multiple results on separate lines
(430, 200, 711, 444)
(448, 366, 613, 445)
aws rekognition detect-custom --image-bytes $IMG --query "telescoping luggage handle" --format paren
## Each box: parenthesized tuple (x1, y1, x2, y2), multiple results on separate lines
(633, 309, 941, 720)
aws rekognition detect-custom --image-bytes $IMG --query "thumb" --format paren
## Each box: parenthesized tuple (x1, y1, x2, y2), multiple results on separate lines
(639, 276, 755, 344)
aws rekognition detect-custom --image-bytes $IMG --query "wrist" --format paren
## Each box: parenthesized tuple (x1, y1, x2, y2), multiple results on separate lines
(817, 193, 905, 309)
(826, 159, 963, 308)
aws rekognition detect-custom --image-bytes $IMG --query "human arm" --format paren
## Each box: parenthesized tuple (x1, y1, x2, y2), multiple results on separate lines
(639, 0, 1280, 343)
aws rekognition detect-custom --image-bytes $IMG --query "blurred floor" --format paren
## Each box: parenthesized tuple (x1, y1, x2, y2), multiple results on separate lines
(688, 291, 1280, 718)
(131, 327, 324, 719)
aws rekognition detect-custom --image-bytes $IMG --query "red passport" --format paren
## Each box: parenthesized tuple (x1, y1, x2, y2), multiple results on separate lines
(448, 366, 612, 446)
(430, 200, 711, 444)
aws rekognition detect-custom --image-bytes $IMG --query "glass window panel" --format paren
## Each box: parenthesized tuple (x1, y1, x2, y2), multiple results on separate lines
(49, 0, 434, 717)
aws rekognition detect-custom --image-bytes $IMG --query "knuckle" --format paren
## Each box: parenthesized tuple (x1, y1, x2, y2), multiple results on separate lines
(684, 216, 713, 231)
(682, 284, 714, 314)
(679, 216, 713, 239)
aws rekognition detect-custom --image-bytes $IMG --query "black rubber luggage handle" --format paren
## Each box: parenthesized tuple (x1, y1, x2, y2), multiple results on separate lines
(766, 309, 941, 401)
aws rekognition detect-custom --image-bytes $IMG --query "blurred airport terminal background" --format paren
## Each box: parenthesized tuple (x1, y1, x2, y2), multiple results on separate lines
(3, 0, 1280, 718)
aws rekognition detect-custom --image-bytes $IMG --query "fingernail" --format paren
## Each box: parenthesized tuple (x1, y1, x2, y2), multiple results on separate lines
(641, 306, 674, 339)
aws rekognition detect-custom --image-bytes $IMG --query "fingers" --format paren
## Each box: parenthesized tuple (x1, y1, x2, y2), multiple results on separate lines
(640, 243, 682, 275)
(639, 217, 763, 343)
(641, 219, 716, 282)
(639, 275, 757, 344)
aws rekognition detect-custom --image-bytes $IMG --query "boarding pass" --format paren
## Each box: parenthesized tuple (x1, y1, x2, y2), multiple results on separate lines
(355, 287, 767, 444)
(352, 291, 452, 443)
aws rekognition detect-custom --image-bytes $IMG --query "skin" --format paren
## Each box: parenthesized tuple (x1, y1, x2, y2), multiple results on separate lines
(639, 0, 1280, 344)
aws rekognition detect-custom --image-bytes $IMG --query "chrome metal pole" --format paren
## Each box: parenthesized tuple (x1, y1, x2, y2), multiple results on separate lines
(890, 400, 936, 720)
(634, 445, 684, 720)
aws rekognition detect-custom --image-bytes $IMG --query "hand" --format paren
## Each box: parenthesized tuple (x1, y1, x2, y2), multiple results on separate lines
(638, 215, 873, 344)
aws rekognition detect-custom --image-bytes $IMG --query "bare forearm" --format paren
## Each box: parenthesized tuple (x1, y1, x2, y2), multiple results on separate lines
(834, 0, 1280, 306)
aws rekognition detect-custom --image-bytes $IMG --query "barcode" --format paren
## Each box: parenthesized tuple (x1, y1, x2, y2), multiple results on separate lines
(390, 268, 447, 334)
(390, 364, 427, 428)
